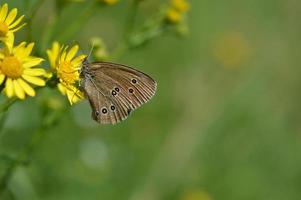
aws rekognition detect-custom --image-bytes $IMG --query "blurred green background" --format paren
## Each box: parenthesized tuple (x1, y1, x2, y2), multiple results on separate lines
(1, 0, 301, 199)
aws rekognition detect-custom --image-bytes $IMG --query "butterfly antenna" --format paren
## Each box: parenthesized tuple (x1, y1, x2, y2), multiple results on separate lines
(87, 43, 95, 60)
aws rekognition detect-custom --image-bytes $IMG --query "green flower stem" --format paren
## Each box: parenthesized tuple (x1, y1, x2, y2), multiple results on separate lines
(56, 1, 99, 43)
(0, 98, 18, 114)
(40, 14, 58, 52)
(110, 0, 141, 60)
(0, 128, 45, 195)
(111, 0, 168, 60)
(0, 102, 64, 195)
(41, 0, 99, 52)
(0, 112, 9, 139)
(26, 0, 47, 42)
(124, 0, 141, 38)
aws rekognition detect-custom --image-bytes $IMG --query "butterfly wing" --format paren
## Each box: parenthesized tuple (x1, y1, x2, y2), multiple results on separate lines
(81, 76, 126, 124)
(82, 62, 157, 124)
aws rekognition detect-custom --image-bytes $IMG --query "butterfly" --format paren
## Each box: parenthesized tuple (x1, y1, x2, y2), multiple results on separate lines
(79, 58, 157, 124)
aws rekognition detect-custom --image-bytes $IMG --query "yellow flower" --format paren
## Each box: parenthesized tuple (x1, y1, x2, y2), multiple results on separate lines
(47, 42, 86, 105)
(212, 32, 251, 69)
(47, 42, 60, 71)
(172, 0, 190, 12)
(166, 0, 190, 23)
(101, 0, 118, 5)
(0, 3, 26, 49)
(166, 8, 182, 23)
(0, 42, 45, 99)
(179, 190, 212, 200)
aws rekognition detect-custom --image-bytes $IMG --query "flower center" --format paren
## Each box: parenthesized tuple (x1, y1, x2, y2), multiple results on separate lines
(0, 22, 8, 37)
(57, 61, 79, 84)
(0, 56, 23, 79)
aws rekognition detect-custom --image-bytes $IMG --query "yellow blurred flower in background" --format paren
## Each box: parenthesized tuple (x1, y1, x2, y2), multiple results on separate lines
(101, 0, 118, 5)
(90, 37, 108, 61)
(47, 42, 86, 105)
(172, 0, 190, 12)
(212, 32, 251, 69)
(179, 189, 212, 200)
(0, 41, 45, 99)
(166, 8, 182, 23)
(0, 3, 26, 50)
(166, 0, 190, 23)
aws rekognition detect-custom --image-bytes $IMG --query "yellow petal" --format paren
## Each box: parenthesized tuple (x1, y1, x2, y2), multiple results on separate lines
(18, 78, 35, 96)
(66, 88, 82, 105)
(23, 57, 44, 68)
(22, 74, 45, 86)
(44, 72, 53, 79)
(24, 43, 34, 58)
(47, 42, 60, 63)
(57, 83, 67, 95)
(0, 52, 4, 59)
(71, 54, 86, 67)
(0, 74, 5, 84)
(23, 68, 46, 76)
(14, 41, 26, 56)
(52, 41, 60, 52)
(5, 8, 17, 25)
(13, 80, 25, 99)
(10, 23, 26, 32)
(16, 41, 27, 48)
(9, 15, 24, 29)
(66, 89, 74, 105)
(47, 43, 60, 69)
(3, 32, 14, 52)
(66, 45, 79, 61)
(0, 4, 8, 22)
(46, 49, 52, 60)
(5, 78, 14, 98)
(47, 52, 57, 69)
(60, 50, 67, 63)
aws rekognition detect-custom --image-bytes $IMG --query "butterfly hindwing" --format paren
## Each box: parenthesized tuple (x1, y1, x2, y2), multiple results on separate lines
(82, 77, 123, 124)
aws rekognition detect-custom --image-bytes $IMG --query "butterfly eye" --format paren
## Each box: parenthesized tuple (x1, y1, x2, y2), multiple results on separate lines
(129, 88, 134, 94)
(115, 87, 120, 92)
(110, 105, 116, 111)
(95, 111, 100, 116)
(131, 79, 137, 84)
(112, 90, 117, 96)
(101, 108, 108, 114)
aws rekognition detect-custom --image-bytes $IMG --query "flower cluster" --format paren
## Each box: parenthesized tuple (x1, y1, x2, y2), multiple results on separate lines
(47, 42, 86, 105)
(0, 3, 87, 104)
(0, 4, 45, 100)
(0, 0, 188, 105)
(166, 0, 190, 23)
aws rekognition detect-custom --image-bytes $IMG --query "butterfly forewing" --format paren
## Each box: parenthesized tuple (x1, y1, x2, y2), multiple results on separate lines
(81, 61, 157, 124)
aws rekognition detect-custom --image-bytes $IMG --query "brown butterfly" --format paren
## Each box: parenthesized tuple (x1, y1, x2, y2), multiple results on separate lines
(80, 59, 157, 124)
